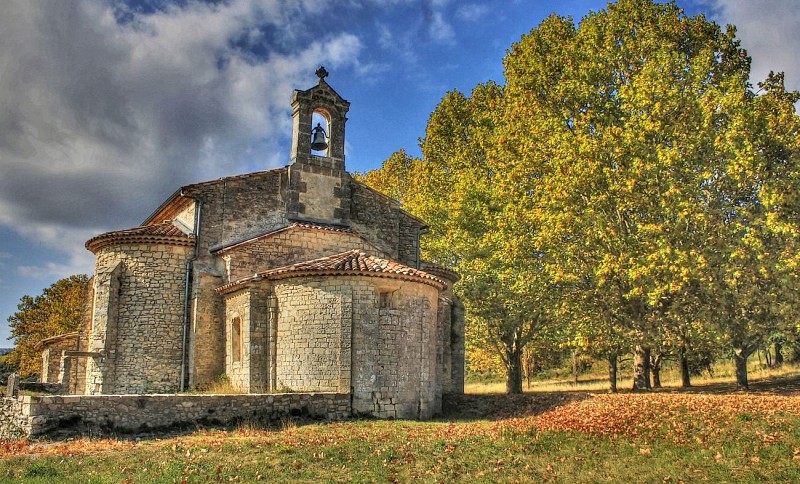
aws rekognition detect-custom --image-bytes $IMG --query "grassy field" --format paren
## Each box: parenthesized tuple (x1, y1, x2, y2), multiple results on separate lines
(3, 369, 800, 482)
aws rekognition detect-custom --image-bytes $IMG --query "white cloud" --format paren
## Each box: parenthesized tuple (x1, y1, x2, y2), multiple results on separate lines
(456, 4, 490, 23)
(427, 10, 455, 44)
(701, 0, 800, 93)
(0, 0, 364, 264)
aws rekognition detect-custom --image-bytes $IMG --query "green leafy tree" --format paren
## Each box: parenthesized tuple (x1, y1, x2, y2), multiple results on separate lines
(495, 0, 799, 389)
(364, 0, 800, 392)
(6, 275, 89, 377)
(705, 72, 800, 387)
(352, 149, 418, 202)
(364, 84, 560, 393)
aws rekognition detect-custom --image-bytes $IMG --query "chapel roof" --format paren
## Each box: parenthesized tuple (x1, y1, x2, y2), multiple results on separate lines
(86, 222, 195, 253)
(216, 249, 446, 294)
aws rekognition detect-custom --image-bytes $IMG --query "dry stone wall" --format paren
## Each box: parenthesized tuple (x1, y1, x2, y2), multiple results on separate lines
(0, 393, 349, 440)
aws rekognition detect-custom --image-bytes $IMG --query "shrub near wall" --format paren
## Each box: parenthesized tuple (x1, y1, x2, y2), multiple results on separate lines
(0, 392, 350, 440)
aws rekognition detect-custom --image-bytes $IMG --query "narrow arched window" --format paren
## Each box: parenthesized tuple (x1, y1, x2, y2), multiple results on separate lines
(231, 317, 242, 364)
(311, 110, 330, 156)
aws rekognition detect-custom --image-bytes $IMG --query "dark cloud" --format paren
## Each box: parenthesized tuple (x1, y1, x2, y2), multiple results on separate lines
(0, 0, 363, 240)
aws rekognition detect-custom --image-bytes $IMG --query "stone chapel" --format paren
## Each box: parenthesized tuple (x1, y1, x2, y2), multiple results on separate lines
(38, 69, 465, 420)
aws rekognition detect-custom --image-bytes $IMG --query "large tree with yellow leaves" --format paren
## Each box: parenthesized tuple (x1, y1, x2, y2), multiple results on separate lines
(363, 0, 800, 391)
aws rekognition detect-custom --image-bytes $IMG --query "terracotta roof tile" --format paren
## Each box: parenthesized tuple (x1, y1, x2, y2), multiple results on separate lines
(217, 249, 445, 293)
(86, 222, 194, 253)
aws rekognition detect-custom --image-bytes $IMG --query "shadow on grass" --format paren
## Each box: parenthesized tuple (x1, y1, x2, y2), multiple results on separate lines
(445, 372, 800, 422)
(441, 391, 590, 422)
(654, 371, 800, 395)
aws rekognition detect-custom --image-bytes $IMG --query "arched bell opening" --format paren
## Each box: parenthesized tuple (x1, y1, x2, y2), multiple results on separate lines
(311, 110, 330, 156)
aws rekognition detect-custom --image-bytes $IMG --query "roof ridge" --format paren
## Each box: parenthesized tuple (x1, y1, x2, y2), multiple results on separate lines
(86, 221, 194, 253)
(216, 249, 446, 294)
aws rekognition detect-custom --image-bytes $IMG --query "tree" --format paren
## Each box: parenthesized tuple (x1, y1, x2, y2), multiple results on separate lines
(495, 0, 799, 390)
(363, 84, 561, 393)
(6, 275, 89, 377)
(352, 149, 418, 202)
(363, 0, 800, 393)
(705, 72, 800, 388)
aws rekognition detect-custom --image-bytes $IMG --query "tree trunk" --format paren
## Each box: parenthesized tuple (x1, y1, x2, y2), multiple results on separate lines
(650, 353, 663, 389)
(505, 344, 523, 394)
(632, 345, 651, 391)
(524, 353, 535, 390)
(775, 342, 784, 367)
(679, 343, 691, 388)
(734, 347, 750, 390)
(607, 354, 618, 393)
(572, 351, 579, 384)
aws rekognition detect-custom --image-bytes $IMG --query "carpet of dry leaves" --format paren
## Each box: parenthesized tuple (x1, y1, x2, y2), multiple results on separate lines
(2, 391, 799, 460)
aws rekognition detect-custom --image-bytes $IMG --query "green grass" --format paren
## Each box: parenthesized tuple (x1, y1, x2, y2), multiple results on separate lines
(2, 397, 800, 483)
(4, 364, 800, 482)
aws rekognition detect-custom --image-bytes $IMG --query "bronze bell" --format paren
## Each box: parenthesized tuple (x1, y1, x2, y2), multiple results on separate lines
(310, 123, 328, 151)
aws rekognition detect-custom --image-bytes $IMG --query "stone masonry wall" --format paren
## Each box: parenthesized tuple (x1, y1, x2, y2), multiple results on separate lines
(289, 163, 350, 224)
(85, 261, 122, 394)
(223, 289, 269, 393)
(185, 170, 287, 391)
(87, 242, 192, 394)
(349, 182, 401, 261)
(0, 393, 349, 440)
(224, 227, 384, 282)
(450, 298, 466, 394)
(174, 200, 196, 232)
(40, 335, 78, 384)
(224, 291, 250, 391)
(189, 272, 225, 390)
(274, 279, 351, 393)
(350, 278, 440, 419)
(398, 213, 422, 268)
(186, 170, 288, 263)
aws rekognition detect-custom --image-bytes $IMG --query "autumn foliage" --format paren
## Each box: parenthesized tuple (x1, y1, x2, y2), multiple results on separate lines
(359, 0, 800, 393)
(6, 275, 89, 377)
(3, 389, 800, 481)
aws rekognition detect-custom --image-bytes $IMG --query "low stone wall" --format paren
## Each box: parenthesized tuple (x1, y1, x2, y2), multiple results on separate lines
(0, 392, 350, 440)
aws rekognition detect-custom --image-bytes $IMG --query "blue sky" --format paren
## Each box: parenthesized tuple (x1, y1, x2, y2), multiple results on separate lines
(1, 0, 799, 344)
